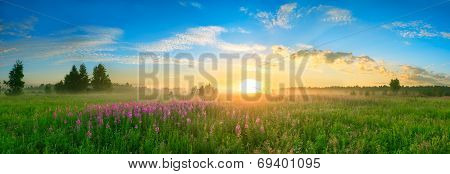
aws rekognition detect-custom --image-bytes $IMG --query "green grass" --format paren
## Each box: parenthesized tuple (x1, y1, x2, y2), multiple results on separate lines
(0, 93, 449, 154)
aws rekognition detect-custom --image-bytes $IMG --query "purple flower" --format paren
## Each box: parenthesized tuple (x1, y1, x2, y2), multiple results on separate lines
(127, 111, 132, 119)
(76, 119, 81, 126)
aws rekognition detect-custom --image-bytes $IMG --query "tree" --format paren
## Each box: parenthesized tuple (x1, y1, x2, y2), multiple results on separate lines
(54, 80, 65, 93)
(190, 86, 198, 96)
(64, 65, 81, 92)
(389, 78, 401, 93)
(3, 60, 25, 95)
(44, 84, 52, 93)
(91, 64, 112, 91)
(79, 63, 89, 91)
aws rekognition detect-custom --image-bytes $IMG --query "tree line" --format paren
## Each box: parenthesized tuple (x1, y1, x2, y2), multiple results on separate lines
(2, 60, 113, 95)
(54, 63, 112, 92)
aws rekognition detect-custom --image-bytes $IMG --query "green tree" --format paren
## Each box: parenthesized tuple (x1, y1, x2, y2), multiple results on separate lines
(79, 63, 89, 91)
(389, 78, 401, 93)
(3, 60, 25, 95)
(64, 65, 81, 92)
(91, 64, 112, 91)
(54, 80, 65, 93)
(44, 84, 52, 93)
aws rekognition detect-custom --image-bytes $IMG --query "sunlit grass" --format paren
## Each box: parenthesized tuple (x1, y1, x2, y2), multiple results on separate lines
(0, 93, 448, 153)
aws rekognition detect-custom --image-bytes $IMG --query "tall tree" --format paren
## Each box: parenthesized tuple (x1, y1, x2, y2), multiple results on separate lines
(91, 64, 112, 91)
(54, 80, 65, 93)
(3, 60, 25, 95)
(79, 63, 89, 91)
(389, 78, 401, 93)
(64, 65, 81, 92)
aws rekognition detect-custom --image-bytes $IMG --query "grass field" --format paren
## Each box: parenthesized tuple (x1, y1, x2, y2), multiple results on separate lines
(0, 93, 449, 154)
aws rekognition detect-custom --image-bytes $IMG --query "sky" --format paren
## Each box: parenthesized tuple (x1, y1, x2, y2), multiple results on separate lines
(0, 0, 449, 91)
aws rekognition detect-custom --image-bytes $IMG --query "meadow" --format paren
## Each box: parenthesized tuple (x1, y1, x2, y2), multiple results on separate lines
(0, 92, 448, 154)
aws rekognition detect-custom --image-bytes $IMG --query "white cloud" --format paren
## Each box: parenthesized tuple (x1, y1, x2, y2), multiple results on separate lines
(323, 8, 354, 24)
(0, 26, 125, 64)
(383, 20, 449, 39)
(190, 2, 202, 9)
(179, 1, 202, 9)
(239, 7, 249, 14)
(246, 3, 300, 29)
(0, 16, 38, 38)
(243, 4, 356, 28)
(296, 43, 314, 50)
(140, 26, 267, 53)
(441, 32, 450, 39)
(230, 27, 250, 34)
(217, 42, 266, 52)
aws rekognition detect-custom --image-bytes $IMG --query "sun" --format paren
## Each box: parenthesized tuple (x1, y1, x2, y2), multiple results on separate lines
(240, 79, 262, 94)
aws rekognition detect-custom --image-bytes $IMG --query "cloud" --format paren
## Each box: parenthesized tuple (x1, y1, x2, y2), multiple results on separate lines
(399, 65, 449, 85)
(244, 3, 300, 29)
(293, 49, 388, 73)
(239, 7, 249, 14)
(288, 49, 449, 85)
(383, 20, 449, 39)
(230, 27, 250, 34)
(242, 4, 355, 28)
(0, 16, 38, 38)
(441, 32, 450, 39)
(140, 26, 267, 53)
(0, 26, 125, 64)
(323, 8, 354, 24)
(179, 1, 202, 9)
(0, 47, 17, 53)
(296, 43, 314, 50)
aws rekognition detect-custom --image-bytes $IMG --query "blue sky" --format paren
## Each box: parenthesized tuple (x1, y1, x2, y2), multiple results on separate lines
(0, 0, 449, 87)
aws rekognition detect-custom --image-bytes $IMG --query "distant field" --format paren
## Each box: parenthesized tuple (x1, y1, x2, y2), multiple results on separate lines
(0, 93, 449, 153)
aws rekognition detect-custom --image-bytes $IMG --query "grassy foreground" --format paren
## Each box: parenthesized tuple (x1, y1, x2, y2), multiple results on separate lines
(0, 93, 448, 154)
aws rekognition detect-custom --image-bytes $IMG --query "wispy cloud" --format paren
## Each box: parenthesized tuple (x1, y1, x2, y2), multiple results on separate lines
(383, 20, 449, 39)
(0, 26, 126, 65)
(242, 3, 355, 29)
(0, 16, 38, 38)
(242, 2, 300, 29)
(140, 26, 266, 53)
(229, 27, 250, 34)
(441, 32, 450, 39)
(323, 8, 354, 24)
(178, 1, 202, 9)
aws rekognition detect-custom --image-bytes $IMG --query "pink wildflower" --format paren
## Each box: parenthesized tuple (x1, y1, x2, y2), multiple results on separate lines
(127, 111, 132, 119)
(235, 124, 241, 137)
(86, 130, 92, 138)
(259, 125, 265, 133)
(186, 118, 192, 125)
(76, 119, 81, 126)
(155, 126, 160, 134)
(255, 117, 261, 125)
